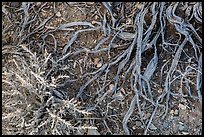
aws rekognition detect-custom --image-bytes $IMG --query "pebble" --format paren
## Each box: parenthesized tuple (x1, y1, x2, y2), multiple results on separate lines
(87, 128, 100, 135)
(149, 123, 157, 130)
(188, 58, 191, 62)
(56, 11, 61, 17)
(109, 84, 115, 91)
(36, 2, 41, 7)
(113, 92, 124, 101)
(178, 121, 184, 125)
(163, 121, 170, 129)
(144, 113, 151, 119)
(182, 132, 189, 135)
(132, 125, 136, 130)
(10, 2, 21, 8)
(182, 124, 189, 132)
(179, 125, 184, 131)
(86, 2, 95, 5)
(174, 109, 179, 115)
(136, 121, 142, 127)
(96, 62, 102, 68)
(178, 104, 186, 110)
(94, 58, 102, 68)
(170, 110, 174, 114)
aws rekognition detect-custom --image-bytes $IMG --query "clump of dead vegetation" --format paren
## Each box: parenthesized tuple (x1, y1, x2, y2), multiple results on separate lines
(2, 2, 202, 135)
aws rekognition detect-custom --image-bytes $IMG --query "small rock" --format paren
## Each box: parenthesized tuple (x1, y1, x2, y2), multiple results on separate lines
(144, 113, 151, 119)
(180, 98, 187, 103)
(170, 110, 174, 114)
(36, 2, 41, 7)
(179, 125, 184, 131)
(174, 109, 179, 115)
(178, 121, 184, 125)
(94, 58, 99, 64)
(10, 2, 21, 8)
(113, 92, 124, 101)
(87, 127, 100, 135)
(180, 124, 189, 132)
(158, 88, 163, 94)
(149, 123, 157, 130)
(132, 125, 136, 130)
(94, 58, 102, 68)
(96, 62, 102, 68)
(56, 11, 61, 17)
(2, 5, 9, 15)
(118, 32, 135, 40)
(178, 104, 186, 110)
(187, 58, 191, 62)
(136, 121, 142, 127)
(136, 3, 144, 10)
(86, 2, 94, 5)
(182, 132, 189, 135)
(163, 121, 170, 129)
(109, 84, 115, 91)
